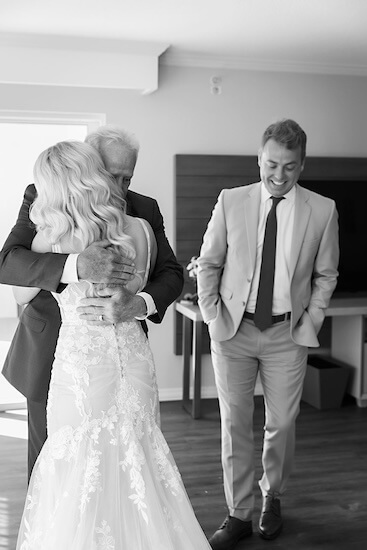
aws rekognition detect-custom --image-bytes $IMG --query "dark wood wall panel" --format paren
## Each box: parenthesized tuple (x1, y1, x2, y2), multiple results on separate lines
(176, 241, 204, 264)
(176, 154, 260, 176)
(177, 219, 208, 239)
(177, 198, 216, 218)
(175, 155, 257, 354)
(301, 156, 367, 180)
(177, 176, 254, 196)
(176, 155, 258, 261)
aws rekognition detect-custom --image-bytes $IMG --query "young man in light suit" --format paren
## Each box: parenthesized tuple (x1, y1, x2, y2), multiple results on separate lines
(0, 126, 183, 479)
(197, 119, 339, 549)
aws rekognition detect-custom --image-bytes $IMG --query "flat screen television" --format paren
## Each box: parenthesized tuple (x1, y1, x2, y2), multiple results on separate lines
(299, 179, 367, 297)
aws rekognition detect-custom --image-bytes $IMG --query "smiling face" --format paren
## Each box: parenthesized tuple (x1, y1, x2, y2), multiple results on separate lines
(258, 138, 304, 197)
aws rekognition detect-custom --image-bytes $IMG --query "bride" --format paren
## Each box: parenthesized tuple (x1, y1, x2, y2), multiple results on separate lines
(14, 141, 211, 550)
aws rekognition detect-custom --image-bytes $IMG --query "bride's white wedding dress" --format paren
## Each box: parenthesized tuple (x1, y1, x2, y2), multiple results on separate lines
(16, 222, 211, 550)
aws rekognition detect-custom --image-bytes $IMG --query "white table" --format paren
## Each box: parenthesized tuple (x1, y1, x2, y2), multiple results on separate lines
(326, 297, 367, 407)
(176, 302, 204, 418)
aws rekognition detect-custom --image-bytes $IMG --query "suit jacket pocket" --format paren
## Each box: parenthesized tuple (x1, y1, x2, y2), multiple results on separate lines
(21, 310, 46, 333)
(292, 309, 319, 348)
(219, 284, 233, 301)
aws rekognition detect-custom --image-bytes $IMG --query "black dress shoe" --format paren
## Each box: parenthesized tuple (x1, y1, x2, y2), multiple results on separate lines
(209, 516, 252, 550)
(258, 496, 283, 540)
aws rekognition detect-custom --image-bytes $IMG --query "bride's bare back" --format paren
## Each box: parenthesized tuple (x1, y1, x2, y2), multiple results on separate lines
(28, 214, 158, 298)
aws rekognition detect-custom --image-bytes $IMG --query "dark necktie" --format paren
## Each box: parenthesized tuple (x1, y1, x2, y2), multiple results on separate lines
(253, 196, 284, 331)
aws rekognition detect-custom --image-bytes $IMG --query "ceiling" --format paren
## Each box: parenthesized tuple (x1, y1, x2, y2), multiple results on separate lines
(1, 0, 367, 75)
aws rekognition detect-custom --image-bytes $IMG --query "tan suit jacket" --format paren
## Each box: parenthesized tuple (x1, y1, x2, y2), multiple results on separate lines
(197, 182, 339, 347)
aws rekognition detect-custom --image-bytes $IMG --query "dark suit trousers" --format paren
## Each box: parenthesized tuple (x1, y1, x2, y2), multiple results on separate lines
(27, 397, 47, 482)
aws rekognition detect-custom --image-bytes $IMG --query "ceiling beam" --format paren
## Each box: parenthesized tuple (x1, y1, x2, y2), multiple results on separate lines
(0, 33, 169, 94)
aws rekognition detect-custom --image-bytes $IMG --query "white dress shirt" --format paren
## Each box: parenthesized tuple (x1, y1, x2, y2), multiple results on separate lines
(246, 183, 296, 315)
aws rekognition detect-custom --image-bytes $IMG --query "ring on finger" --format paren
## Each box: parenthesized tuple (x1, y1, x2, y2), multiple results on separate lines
(98, 314, 103, 321)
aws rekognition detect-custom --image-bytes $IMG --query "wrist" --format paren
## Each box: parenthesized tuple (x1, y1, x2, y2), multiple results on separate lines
(134, 295, 148, 319)
(61, 254, 79, 283)
(76, 254, 86, 281)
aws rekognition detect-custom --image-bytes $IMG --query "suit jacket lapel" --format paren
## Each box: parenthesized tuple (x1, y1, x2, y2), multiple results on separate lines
(244, 184, 261, 273)
(125, 191, 134, 216)
(289, 184, 311, 279)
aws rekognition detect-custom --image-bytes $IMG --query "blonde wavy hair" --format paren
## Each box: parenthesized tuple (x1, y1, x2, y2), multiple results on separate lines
(30, 140, 136, 259)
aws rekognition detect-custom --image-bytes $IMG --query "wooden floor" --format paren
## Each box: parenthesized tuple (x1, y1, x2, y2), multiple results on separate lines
(1, 396, 367, 550)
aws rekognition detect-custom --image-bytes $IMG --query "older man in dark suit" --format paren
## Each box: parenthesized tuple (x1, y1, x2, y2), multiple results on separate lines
(0, 125, 183, 479)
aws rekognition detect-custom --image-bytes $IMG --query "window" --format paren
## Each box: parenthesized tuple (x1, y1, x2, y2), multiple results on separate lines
(0, 110, 105, 410)
(0, 110, 105, 317)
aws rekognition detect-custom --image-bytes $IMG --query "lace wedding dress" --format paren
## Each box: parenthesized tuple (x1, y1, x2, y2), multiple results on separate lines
(16, 222, 211, 550)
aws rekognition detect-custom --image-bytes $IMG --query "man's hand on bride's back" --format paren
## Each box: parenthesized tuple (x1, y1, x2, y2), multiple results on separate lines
(77, 240, 136, 284)
(77, 286, 147, 324)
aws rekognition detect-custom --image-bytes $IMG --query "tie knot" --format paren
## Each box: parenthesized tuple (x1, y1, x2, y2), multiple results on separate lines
(271, 196, 284, 208)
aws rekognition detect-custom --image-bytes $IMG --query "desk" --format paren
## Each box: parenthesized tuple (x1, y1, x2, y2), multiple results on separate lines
(176, 302, 203, 418)
(326, 297, 367, 407)
(176, 298, 367, 418)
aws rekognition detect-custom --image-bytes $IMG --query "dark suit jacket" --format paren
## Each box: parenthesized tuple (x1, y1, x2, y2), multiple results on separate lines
(0, 184, 183, 402)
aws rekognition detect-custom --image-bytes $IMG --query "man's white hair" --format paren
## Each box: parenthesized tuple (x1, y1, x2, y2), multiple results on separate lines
(85, 125, 140, 157)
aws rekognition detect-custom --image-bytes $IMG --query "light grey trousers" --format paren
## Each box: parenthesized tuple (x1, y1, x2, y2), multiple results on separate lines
(211, 317, 308, 521)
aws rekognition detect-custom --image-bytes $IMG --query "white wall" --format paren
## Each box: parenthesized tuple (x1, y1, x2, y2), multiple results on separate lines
(1, 65, 367, 399)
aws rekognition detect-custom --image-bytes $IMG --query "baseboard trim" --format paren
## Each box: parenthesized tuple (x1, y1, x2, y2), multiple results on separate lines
(158, 386, 218, 402)
(158, 381, 263, 402)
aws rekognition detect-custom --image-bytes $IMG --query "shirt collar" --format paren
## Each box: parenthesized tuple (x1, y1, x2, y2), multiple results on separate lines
(260, 182, 297, 204)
